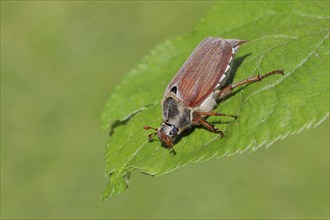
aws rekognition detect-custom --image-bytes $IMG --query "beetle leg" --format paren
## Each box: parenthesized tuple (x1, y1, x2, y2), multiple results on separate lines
(218, 70, 284, 100)
(193, 115, 224, 138)
(195, 111, 238, 119)
(143, 126, 158, 141)
(147, 132, 158, 141)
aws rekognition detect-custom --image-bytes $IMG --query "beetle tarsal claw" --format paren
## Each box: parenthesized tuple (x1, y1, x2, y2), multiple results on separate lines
(147, 133, 154, 141)
(217, 130, 225, 138)
(144, 129, 158, 142)
(168, 147, 177, 155)
(213, 127, 224, 138)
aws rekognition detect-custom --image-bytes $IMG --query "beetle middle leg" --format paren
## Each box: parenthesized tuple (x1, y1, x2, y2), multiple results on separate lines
(195, 111, 238, 119)
(193, 113, 224, 138)
(218, 70, 284, 100)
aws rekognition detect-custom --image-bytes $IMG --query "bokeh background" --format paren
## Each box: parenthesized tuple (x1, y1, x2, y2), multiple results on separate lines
(1, 1, 329, 219)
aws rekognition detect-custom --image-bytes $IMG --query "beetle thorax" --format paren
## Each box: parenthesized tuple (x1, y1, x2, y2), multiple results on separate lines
(161, 95, 192, 133)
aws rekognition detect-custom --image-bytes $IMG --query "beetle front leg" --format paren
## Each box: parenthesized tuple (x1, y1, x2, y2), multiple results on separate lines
(143, 126, 158, 142)
(218, 70, 284, 100)
(193, 114, 224, 138)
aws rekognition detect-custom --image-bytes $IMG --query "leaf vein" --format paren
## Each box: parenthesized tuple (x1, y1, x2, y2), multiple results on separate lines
(245, 32, 329, 101)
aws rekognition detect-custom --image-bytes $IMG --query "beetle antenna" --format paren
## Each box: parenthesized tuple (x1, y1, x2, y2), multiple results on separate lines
(143, 126, 158, 131)
(237, 39, 249, 46)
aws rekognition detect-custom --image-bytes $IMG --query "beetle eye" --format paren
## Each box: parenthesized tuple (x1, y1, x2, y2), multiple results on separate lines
(168, 125, 177, 137)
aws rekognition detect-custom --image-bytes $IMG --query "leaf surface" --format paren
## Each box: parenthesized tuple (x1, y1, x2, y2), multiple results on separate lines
(102, 1, 329, 199)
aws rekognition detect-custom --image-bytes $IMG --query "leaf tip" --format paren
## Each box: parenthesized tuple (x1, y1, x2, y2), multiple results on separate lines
(102, 171, 131, 201)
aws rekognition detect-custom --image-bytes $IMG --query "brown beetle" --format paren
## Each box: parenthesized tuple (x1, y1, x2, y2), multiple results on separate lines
(144, 37, 283, 148)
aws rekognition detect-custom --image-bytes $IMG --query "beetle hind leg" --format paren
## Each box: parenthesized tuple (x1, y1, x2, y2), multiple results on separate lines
(218, 70, 284, 100)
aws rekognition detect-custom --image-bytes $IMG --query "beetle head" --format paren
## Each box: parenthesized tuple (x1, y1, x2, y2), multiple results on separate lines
(157, 122, 178, 147)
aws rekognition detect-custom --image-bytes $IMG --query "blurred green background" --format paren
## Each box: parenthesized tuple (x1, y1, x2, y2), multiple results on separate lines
(1, 1, 329, 219)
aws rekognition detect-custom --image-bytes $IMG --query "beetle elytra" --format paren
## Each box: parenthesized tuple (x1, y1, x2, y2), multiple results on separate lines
(144, 37, 283, 148)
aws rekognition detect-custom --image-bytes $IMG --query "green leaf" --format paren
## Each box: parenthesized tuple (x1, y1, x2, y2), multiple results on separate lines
(102, 1, 329, 199)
